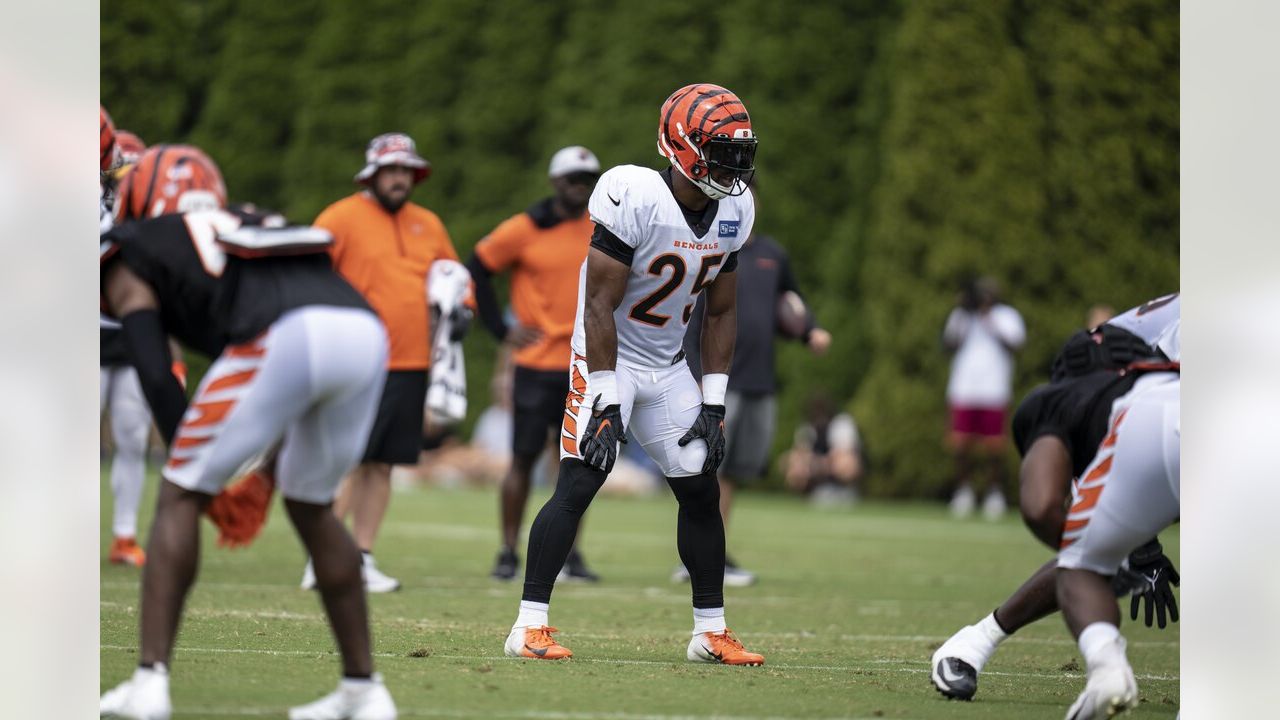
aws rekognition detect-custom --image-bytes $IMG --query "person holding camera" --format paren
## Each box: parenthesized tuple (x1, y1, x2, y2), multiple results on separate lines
(942, 276, 1025, 519)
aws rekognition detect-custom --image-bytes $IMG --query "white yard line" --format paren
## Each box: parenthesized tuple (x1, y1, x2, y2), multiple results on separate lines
(172, 707, 906, 720)
(99, 644, 1178, 682)
(100, 600, 1180, 649)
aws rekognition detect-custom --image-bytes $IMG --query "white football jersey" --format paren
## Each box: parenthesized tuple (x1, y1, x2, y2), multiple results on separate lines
(571, 165, 754, 369)
(1106, 293, 1179, 353)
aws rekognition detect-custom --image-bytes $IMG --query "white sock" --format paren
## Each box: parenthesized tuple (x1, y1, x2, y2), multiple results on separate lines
(513, 600, 550, 630)
(1078, 622, 1125, 671)
(340, 676, 376, 692)
(977, 612, 1010, 646)
(693, 607, 727, 635)
(134, 663, 168, 683)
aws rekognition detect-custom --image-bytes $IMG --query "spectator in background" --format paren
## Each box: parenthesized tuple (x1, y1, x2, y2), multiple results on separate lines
(680, 180, 831, 586)
(467, 146, 603, 583)
(942, 276, 1026, 520)
(302, 132, 465, 593)
(783, 394, 864, 504)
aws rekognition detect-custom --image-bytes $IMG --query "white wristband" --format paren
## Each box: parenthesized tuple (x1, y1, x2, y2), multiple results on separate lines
(701, 373, 729, 406)
(588, 370, 619, 408)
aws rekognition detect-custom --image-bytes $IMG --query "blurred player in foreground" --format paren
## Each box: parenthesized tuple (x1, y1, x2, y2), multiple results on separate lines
(931, 294, 1180, 720)
(503, 83, 765, 665)
(99, 146, 397, 719)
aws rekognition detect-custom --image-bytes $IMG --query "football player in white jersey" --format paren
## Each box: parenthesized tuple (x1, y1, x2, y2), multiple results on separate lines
(931, 294, 1180, 711)
(503, 84, 765, 665)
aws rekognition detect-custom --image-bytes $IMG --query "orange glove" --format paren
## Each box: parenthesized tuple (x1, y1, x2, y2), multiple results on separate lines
(204, 466, 276, 548)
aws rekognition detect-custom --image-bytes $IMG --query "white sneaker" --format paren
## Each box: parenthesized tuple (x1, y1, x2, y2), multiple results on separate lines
(288, 674, 397, 720)
(669, 564, 757, 586)
(301, 559, 317, 590)
(982, 490, 1007, 521)
(930, 624, 999, 700)
(100, 663, 171, 720)
(1066, 656, 1138, 720)
(361, 554, 401, 593)
(724, 564, 757, 587)
(949, 484, 976, 518)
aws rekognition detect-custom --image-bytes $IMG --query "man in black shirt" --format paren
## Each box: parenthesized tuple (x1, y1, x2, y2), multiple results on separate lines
(681, 185, 831, 585)
(99, 146, 398, 719)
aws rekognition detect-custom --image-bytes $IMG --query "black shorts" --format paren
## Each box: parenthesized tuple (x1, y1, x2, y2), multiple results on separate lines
(362, 369, 427, 465)
(512, 366, 568, 457)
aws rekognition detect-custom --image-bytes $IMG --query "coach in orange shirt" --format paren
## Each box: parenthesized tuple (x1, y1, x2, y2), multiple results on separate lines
(303, 132, 464, 593)
(467, 146, 602, 582)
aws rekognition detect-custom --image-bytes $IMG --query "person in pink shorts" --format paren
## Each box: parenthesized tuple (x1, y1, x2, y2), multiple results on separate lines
(942, 277, 1025, 519)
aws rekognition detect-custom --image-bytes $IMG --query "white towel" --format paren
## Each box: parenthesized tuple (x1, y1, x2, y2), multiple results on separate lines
(425, 259, 471, 426)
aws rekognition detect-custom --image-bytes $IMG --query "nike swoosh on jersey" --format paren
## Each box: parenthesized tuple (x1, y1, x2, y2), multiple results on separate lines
(607, 193, 621, 206)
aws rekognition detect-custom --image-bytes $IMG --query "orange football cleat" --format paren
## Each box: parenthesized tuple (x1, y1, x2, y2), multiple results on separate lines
(687, 629, 765, 666)
(109, 537, 146, 567)
(504, 626, 573, 660)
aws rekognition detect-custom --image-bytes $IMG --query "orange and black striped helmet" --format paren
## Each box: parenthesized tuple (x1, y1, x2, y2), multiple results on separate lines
(115, 144, 227, 223)
(114, 130, 147, 168)
(657, 84, 757, 199)
(100, 105, 117, 173)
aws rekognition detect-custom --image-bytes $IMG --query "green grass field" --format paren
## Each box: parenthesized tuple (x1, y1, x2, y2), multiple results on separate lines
(101, 468, 1179, 719)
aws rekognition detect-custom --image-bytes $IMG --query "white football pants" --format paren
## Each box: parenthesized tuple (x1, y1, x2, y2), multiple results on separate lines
(560, 352, 708, 478)
(164, 307, 387, 504)
(100, 366, 151, 538)
(1058, 372, 1180, 574)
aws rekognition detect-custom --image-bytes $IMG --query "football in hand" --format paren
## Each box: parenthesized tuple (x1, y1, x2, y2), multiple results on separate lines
(776, 291, 808, 339)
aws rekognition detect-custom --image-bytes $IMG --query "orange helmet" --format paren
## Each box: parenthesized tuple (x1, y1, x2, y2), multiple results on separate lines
(100, 105, 117, 173)
(114, 130, 147, 167)
(656, 84, 757, 199)
(115, 144, 227, 223)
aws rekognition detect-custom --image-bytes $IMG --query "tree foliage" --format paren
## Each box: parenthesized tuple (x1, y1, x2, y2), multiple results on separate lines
(101, 0, 1178, 498)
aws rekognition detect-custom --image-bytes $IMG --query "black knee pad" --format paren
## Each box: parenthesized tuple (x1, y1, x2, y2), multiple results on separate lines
(666, 473, 720, 514)
(553, 459, 607, 515)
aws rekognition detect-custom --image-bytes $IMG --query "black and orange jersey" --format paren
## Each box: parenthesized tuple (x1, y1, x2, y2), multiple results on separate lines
(1012, 371, 1139, 477)
(101, 211, 370, 356)
(472, 198, 592, 371)
(100, 326, 129, 367)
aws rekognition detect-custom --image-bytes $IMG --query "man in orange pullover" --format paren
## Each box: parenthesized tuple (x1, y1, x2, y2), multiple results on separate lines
(302, 132, 464, 592)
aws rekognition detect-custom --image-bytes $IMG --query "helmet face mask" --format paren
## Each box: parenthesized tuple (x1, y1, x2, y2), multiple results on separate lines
(699, 135, 757, 197)
(658, 84, 757, 200)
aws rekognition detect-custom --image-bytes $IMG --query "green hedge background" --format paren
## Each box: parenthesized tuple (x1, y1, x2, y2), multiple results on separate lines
(102, 0, 1178, 499)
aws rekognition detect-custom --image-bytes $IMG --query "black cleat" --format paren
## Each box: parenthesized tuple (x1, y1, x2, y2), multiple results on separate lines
(490, 548, 519, 581)
(558, 548, 601, 583)
(932, 657, 978, 701)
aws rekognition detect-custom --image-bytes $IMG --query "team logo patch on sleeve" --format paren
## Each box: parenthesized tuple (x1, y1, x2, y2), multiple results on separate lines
(718, 220, 740, 238)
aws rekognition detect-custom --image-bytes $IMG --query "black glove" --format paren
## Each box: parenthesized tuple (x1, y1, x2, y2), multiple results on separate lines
(447, 307, 473, 342)
(677, 404, 727, 475)
(580, 399, 626, 473)
(1124, 538, 1180, 629)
